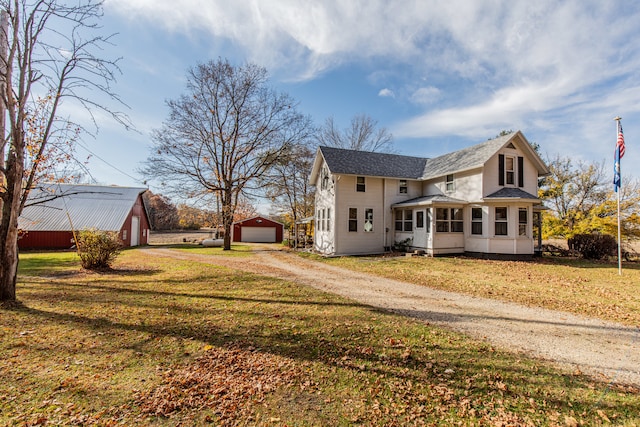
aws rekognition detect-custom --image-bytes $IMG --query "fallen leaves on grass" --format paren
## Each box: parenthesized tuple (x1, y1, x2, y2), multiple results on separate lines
(136, 344, 300, 424)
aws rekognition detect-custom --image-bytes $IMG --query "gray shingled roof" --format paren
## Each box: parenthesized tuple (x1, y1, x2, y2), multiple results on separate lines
(392, 194, 468, 207)
(315, 131, 548, 182)
(19, 184, 147, 232)
(484, 187, 539, 200)
(319, 146, 428, 179)
(421, 133, 513, 180)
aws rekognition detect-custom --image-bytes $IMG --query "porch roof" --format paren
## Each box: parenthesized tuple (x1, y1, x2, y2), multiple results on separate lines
(392, 194, 468, 208)
(484, 187, 539, 201)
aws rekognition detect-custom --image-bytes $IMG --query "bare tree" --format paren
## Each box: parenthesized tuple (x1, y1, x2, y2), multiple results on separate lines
(316, 114, 394, 152)
(263, 142, 315, 226)
(0, 0, 128, 303)
(141, 58, 312, 250)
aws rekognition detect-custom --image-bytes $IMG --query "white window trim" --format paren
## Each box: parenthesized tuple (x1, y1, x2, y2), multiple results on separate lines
(435, 207, 463, 233)
(495, 207, 508, 236)
(518, 207, 528, 237)
(445, 174, 455, 192)
(364, 208, 374, 232)
(399, 179, 408, 194)
(348, 207, 358, 232)
(505, 156, 516, 186)
(471, 207, 483, 236)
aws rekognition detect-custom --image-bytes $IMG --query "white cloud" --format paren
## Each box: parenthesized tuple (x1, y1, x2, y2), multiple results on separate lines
(378, 88, 394, 98)
(104, 0, 640, 169)
(410, 86, 440, 105)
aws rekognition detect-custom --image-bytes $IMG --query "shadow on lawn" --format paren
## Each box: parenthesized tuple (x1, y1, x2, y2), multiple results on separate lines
(531, 255, 640, 271)
(5, 295, 640, 422)
(24, 280, 367, 309)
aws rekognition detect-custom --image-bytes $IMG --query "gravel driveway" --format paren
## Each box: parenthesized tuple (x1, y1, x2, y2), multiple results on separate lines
(142, 246, 640, 387)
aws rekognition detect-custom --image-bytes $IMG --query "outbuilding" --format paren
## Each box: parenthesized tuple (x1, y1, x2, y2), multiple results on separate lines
(18, 183, 150, 250)
(232, 216, 284, 243)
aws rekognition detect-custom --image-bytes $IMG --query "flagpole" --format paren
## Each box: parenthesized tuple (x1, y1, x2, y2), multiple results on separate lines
(614, 116, 622, 275)
(617, 178, 622, 275)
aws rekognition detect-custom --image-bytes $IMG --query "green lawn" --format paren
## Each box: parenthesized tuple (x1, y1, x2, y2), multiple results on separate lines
(0, 248, 638, 425)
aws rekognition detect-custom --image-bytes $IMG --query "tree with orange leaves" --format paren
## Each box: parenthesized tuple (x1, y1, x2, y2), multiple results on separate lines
(0, 1, 129, 303)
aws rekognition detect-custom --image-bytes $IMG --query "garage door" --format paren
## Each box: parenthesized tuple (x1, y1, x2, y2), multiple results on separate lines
(241, 226, 276, 243)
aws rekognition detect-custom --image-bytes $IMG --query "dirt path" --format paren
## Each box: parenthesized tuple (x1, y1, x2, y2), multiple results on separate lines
(140, 246, 640, 387)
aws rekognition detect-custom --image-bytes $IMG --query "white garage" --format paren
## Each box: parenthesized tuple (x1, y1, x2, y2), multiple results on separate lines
(240, 226, 276, 243)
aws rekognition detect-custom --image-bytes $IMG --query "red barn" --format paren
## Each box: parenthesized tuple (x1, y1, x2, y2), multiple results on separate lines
(232, 216, 284, 243)
(18, 184, 150, 250)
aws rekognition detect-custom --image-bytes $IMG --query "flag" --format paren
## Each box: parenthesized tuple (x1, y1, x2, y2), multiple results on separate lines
(613, 120, 624, 192)
(613, 145, 621, 192)
(617, 121, 626, 158)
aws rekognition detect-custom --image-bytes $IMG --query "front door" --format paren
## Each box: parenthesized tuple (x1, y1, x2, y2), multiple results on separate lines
(131, 216, 140, 246)
(413, 209, 427, 248)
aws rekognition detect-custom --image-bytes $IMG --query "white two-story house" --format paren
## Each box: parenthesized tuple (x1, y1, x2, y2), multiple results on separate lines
(309, 131, 550, 258)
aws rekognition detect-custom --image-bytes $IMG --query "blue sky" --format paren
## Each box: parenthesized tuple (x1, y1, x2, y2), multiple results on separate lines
(71, 0, 639, 197)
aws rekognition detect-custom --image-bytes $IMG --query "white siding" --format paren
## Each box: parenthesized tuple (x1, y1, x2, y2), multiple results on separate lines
(334, 175, 385, 255)
(313, 162, 336, 254)
(423, 169, 483, 201)
(482, 202, 535, 255)
(313, 133, 544, 257)
(384, 179, 423, 249)
(483, 137, 540, 198)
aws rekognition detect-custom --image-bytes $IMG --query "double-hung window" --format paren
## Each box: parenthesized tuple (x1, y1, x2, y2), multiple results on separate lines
(519, 208, 528, 236)
(471, 207, 483, 235)
(349, 208, 358, 232)
(451, 208, 463, 232)
(436, 208, 449, 232)
(446, 174, 455, 192)
(356, 176, 366, 192)
(399, 180, 408, 194)
(495, 207, 508, 236)
(499, 154, 524, 187)
(505, 157, 515, 185)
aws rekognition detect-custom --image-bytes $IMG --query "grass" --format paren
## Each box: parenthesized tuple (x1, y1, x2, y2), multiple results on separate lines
(172, 243, 253, 256)
(0, 248, 639, 425)
(301, 253, 640, 327)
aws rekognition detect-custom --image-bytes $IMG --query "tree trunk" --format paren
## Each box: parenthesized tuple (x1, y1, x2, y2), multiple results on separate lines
(223, 220, 232, 251)
(221, 189, 234, 251)
(0, 167, 23, 302)
(0, 225, 19, 302)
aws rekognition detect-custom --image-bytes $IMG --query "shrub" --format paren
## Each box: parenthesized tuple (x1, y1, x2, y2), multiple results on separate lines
(567, 233, 618, 260)
(76, 229, 123, 270)
(392, 238, 412, 252)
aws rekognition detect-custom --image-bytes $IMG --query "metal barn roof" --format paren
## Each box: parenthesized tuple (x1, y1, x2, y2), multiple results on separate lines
(19, 184, 147, 232)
